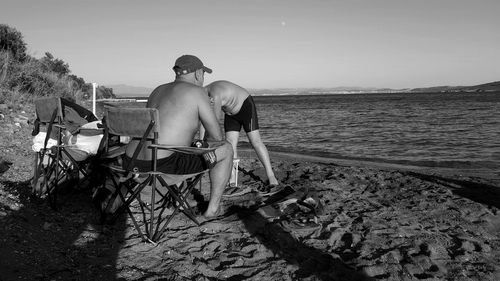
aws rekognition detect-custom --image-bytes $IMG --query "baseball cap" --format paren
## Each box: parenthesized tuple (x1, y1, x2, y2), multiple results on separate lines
(173, 55, 213, 75)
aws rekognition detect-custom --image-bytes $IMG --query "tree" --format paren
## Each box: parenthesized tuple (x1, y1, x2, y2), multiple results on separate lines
(41, 52, 70, 77)
(0, 24, 27, 61)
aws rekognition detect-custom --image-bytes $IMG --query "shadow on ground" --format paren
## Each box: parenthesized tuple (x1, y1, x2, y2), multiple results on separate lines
(408, 172, 500, 210)
(230, 205, 373, 281)
(0, 179, 126, 281)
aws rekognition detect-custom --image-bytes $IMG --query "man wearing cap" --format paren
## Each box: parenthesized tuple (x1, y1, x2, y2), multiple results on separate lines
(125, 55, 233, 219)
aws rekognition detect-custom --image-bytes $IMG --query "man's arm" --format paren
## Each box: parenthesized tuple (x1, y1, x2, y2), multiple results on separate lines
(199, 124, 207, 141)
(198, 90, 223, 141)
(211, 94, 223, 120)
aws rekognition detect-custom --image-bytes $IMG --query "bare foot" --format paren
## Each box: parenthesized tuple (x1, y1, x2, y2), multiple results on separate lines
(203, 207, 222, 219)
(268, 176, 279, 186)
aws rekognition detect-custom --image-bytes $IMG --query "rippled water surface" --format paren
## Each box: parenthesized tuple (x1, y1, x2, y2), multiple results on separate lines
(250, 92, 500, 175)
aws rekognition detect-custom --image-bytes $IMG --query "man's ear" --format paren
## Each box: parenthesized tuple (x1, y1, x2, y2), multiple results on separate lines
(195, 69, 204, 81)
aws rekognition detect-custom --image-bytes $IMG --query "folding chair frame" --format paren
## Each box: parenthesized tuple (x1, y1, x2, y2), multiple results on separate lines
(100, 107, 217, 243)
(32, 97, 99, 209)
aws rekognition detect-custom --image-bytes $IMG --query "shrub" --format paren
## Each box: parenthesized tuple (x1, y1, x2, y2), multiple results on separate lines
(0, 24, 27, 62)
(0, 88, 28, 110)
(0, 24, 99, 106)
(40, 52, 70, 77)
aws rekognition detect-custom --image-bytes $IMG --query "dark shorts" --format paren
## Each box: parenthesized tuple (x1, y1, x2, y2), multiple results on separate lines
(224, 95, 259, 133)
(123, 152, 208, 175)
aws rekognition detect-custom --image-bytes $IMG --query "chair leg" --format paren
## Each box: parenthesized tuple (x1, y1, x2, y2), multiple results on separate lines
(110, 175, 154, 241)
(32, 153, 40, 194)
(156, 176, 202, 231)
(47, 157, 59, 210)
(104, 172, 205, 243)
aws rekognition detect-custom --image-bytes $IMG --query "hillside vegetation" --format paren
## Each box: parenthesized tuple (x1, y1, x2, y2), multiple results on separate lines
(0, 24, 114, 109)
(410, 81, 500, 93)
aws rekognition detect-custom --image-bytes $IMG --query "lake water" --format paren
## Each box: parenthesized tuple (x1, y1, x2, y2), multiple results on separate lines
(249, 92, 500, 178)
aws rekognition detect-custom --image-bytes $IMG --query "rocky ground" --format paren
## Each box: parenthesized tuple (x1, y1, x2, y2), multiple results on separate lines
(1, 103, 500, 280)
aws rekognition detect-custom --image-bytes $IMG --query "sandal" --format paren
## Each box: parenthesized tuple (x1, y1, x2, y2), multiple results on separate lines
(223, 185, 252, 198)
(257, 184, 284, 196)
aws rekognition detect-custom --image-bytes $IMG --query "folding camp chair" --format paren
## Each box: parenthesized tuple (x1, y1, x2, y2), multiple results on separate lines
(98, 106, 219, 243)
(31, 97, 102, 209)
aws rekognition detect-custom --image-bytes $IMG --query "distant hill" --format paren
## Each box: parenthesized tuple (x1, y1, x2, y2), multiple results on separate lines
(105, 81, 500, 98)
(249, 87, 398, 96)
(456, 81, 500, 92)
(255, 81, 500, 95)
(409, 81, 500, 93)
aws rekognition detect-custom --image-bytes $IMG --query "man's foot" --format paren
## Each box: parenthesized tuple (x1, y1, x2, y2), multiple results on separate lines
(201, 207, 226, 222)
(267, 176, 279, 187)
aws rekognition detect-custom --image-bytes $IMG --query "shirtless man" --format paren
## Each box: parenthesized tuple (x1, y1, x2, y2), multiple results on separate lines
(202, 80, 279, 189)
(125, 55, 233, 218)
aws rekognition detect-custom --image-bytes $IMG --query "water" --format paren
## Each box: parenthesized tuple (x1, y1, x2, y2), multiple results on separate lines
(249, 92, 500, 177)
(106, 91, 500, 178)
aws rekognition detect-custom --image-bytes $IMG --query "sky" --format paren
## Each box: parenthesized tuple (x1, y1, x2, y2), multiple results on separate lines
(1, 0, 499, 90)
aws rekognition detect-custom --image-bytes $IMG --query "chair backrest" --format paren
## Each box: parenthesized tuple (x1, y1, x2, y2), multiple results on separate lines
(34, 97, 63, 123)
(34, 97, 98, 133)
(104, 106, 160, 139)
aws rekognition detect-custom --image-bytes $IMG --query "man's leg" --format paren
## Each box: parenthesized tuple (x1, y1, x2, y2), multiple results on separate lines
(225, 131, 240, 159)
(204, 140, 233, 218)
(246, 130, 279, 186)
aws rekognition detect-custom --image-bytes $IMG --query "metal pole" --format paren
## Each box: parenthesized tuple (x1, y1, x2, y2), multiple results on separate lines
(92, 83, 98, 115)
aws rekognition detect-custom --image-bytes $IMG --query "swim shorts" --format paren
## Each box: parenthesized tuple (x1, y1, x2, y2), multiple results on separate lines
(224, 95, 259, 132)
(123, 152, 210, 175)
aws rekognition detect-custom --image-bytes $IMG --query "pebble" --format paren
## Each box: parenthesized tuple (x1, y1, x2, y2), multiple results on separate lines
(13, 117, 29, 126)
(461, 241, 476, 252)
(481, 243, 492, 253)
(428, 243, 450, 260)
(404, 263, 424, 275)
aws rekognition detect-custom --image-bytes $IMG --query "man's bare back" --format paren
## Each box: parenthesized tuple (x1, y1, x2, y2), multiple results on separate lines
(206, 80, 249, 117)
(126, 81, 222, 160)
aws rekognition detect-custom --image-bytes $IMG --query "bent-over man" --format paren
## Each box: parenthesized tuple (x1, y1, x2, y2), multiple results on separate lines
(202, 80, 279, 191)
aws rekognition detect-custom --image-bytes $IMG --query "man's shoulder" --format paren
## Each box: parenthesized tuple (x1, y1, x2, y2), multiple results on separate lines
(150, 83, 172, 95)
(152, 82, 206, 105)
(151, 81, 204, 95)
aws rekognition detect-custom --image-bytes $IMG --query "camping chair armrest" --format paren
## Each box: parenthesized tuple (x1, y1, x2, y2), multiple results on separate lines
(102, 145, 127, 159)
(148, 144, 218, 155)
(76, 128, 104, 136)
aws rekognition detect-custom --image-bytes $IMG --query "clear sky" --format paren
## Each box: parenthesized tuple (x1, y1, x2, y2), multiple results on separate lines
(1, 0, 499, 89)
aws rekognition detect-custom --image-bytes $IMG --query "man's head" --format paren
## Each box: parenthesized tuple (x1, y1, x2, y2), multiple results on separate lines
(173, 55, 212, 76)
(173, 55, 212, 86)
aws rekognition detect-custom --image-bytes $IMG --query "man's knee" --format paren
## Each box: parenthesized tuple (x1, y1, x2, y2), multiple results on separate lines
(249, 136, 265, 149)
(217, 140, 233, 160)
